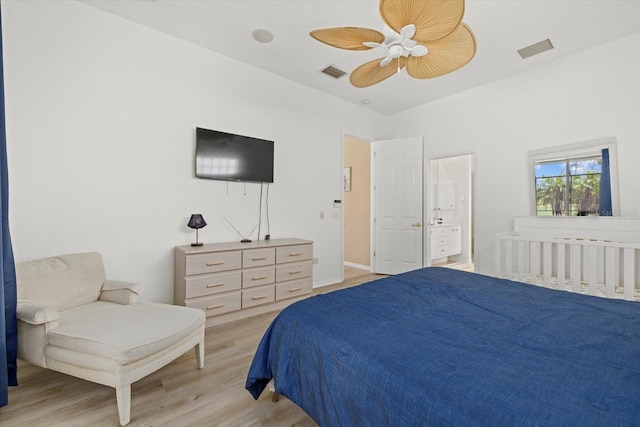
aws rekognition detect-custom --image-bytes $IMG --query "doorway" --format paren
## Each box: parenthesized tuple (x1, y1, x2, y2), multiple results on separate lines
(343, 136, 424, 277)
(343, 135, 372, 279)
(427, 154, 475, 271)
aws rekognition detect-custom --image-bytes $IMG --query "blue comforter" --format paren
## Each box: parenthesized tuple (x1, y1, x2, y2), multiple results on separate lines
(246, 267, 640, 426)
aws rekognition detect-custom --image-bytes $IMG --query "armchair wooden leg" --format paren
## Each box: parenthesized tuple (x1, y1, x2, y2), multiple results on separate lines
(116, 385, 131, 426)
(195, 339, 205, 369)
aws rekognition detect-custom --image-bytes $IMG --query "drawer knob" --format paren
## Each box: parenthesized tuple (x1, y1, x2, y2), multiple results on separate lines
(207, 303, 224, 310)
(289, 287, 302, 293)
(289, 270, 302, 275)
(252, 256, 267, 261)
(207, 283, 225, 288)
(206, 261, 224, 266)
(252, 276, 267, 281)
(252, 295, 267, 301)
(289, 252, 302, 257)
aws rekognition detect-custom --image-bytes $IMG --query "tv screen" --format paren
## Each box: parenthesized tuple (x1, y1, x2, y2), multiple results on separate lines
(195, 127, 274, 183)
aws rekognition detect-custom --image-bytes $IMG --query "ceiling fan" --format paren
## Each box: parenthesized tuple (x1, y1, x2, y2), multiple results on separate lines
(310, 0, 476, 88)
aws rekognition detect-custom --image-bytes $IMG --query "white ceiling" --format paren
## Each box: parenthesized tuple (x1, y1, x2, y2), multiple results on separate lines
(80, 0, 640, 115)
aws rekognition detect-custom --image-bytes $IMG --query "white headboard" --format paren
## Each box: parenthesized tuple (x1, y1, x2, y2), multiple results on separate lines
(496, 216, 640, 301)
(513, 216, 640, 242)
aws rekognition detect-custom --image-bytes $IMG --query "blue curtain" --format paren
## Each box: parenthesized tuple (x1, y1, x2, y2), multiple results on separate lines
(0, 0, 19, 407)
(599, 148, 612, 216)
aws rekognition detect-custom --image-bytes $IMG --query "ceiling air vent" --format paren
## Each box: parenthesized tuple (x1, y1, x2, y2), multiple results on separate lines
(517, 38, 554, 59)
(321, 65, 347, 79)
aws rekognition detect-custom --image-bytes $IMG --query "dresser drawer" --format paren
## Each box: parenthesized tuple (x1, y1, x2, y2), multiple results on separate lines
(185, 251, 241, 275)
(242, 248, 275, 268)
(185, 271, 241, 298)
(434, 237, 449, 246)
(186, 291, 241, 317)
(433, 246, 449, 256)
(242, 285, 275, 308)
(276, 244, 313, 264)
(242, 265, 275, 289)
(275, 277, 312, 301)
(276, 260, 313, 282)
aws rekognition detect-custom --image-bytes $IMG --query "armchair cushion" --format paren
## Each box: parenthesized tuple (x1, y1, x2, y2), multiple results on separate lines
(100, 280, 144, 305)
(46, 301, 204, 365)
(17, 252, 106, 311)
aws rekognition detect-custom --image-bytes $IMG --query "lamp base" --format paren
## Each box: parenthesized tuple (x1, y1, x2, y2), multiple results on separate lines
(191, 242, 204, 247)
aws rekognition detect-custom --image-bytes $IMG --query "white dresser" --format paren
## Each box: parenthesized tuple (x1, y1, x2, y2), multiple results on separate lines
(430, 225, 462, 259)
(175, 238, 313, 327)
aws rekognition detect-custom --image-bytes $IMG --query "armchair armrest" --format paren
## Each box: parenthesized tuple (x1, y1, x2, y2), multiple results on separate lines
(17, 303, 60, 326)
(99, 279, 144, 305)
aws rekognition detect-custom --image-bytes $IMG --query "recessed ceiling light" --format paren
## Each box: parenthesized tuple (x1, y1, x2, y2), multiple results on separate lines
(252, 29, 274, 43)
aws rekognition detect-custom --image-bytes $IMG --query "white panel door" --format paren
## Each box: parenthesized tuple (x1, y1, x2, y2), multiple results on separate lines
(372, 137, 423, 274)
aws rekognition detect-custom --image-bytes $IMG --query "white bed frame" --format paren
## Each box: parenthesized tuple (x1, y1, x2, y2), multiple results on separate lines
(495, 217, 640, 301)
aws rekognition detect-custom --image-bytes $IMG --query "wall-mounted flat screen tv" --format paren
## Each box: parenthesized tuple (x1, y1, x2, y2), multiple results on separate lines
(195, 127, 274, 183)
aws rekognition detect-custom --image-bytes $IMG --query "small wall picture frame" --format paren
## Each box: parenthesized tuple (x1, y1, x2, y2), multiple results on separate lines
(343, 167, 351, 192)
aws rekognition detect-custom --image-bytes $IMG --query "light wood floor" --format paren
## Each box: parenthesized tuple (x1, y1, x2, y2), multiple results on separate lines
(1, 264, 474, 426)
(432, 260, 475, 273)
(0, 271, 384, 427)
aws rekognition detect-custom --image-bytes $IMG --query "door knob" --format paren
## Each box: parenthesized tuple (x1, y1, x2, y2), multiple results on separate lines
(412, 222, 422, 227)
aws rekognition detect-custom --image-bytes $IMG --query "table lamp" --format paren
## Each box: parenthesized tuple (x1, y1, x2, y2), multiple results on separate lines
(187, 214, 207, 246)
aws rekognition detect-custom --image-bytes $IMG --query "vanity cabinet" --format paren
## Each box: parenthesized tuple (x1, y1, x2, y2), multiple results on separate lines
(430, 225, 462, 259)
(175, 238, 313, 327)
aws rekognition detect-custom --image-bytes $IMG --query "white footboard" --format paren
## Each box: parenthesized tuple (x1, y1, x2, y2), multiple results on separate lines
(494, 218, 640, 301)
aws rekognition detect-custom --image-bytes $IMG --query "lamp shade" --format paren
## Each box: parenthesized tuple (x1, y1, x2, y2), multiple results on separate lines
(187, 214, 207, 229)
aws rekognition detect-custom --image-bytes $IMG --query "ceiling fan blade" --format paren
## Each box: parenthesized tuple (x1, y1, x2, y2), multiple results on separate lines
(406, 23, 476, 79)
(350, 57, 407, 88)
(310, 27, 384, 50)
(363, 41, 384, 48)
(380, 0, 465, 42)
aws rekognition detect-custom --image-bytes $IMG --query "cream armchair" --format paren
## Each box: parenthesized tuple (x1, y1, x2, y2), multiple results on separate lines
(16, 252, 205, 426)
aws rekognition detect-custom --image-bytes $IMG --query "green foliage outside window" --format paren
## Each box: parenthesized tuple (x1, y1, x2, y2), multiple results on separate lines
(535, 157, 601, 216)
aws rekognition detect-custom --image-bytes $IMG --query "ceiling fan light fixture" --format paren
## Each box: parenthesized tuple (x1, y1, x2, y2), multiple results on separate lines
(388, 45, 404, 58)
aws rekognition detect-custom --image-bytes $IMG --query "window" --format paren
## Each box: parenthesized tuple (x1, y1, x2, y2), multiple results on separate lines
(529, 138, 618, 217)
(535, 155, 602, 216)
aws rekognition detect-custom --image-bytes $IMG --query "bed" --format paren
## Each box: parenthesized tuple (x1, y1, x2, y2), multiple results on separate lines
(245, 267, 640, 426)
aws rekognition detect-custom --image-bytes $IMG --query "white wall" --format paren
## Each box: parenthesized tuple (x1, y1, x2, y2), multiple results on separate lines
(394, 32, 640, 274)
(3, 1, 392, 303)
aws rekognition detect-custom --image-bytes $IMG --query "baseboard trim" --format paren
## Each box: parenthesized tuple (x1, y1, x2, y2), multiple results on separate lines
(344, 261, 370, 271)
